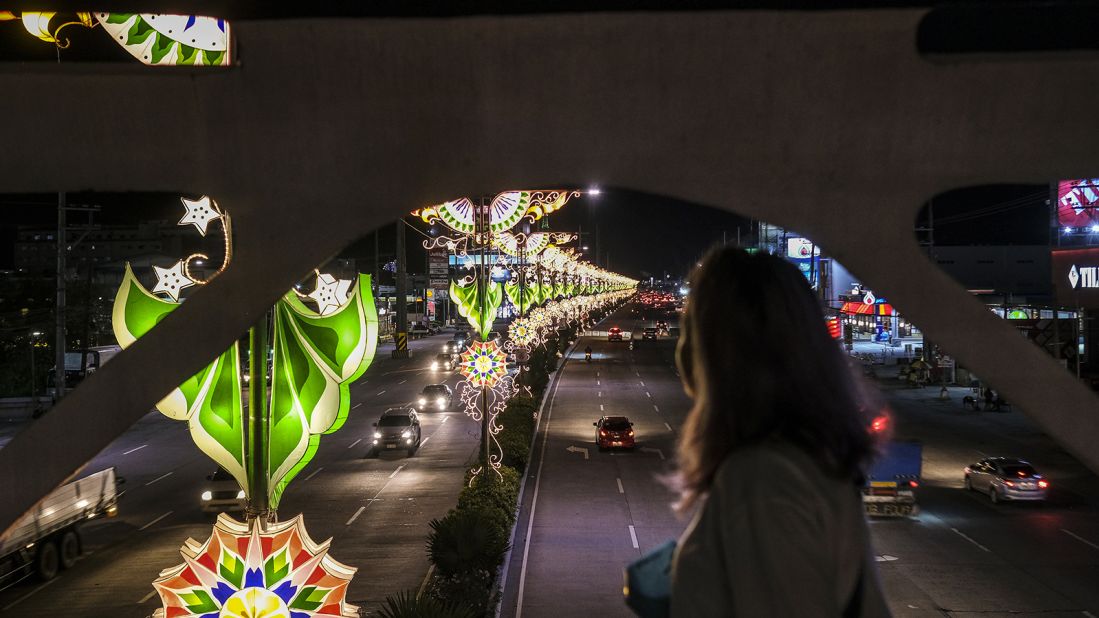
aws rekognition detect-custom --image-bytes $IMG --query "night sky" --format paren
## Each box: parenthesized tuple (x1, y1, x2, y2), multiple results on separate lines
(0, 183, 1057, 278)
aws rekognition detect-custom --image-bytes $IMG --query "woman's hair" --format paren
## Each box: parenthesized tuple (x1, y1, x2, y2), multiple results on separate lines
(674, 246, 880, 512)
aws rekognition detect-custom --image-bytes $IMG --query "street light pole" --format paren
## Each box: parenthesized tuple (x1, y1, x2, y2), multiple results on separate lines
(55, 192, 67, 401)
(246, 313, 271, 524)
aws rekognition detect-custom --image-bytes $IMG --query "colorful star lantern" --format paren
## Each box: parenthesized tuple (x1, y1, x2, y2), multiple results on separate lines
(152, 514, 357, 618)
(307, 273, 353, 316)
(152, 260, 196, 301)
(509, 318, 536, 347)
(3, 12, 230, 66)
(459, 340, 508, 388)
(113, 267, 378, 508)
(179, 195, 224, 236)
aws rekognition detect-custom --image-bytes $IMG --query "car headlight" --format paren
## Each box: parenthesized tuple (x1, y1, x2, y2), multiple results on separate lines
(236, 490, 246, 499)
(436, 397, 446, 405)
(431, 361, 439, 369)
(401, 430, 411, 438)
(201, 490, 212, 501)
(374, 431, 382, 439)
(418, 398, 427, 405)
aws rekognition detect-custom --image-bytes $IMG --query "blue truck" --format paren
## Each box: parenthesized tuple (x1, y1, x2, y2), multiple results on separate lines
(863, 440, 922, 517)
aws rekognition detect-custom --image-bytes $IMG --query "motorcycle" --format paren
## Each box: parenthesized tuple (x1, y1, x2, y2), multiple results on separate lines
(585, 350, 593, 362)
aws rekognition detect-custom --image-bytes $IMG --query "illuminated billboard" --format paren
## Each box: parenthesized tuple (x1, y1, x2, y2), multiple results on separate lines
(1056, 179, 1099, 228)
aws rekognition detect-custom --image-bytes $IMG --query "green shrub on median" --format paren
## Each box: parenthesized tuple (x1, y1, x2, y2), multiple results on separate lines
(377, 589, 479, 618)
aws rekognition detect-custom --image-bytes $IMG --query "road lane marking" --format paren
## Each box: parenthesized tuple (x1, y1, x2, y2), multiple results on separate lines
(140, 511, 173, 531)
(617, 478, 624, 494)
(597, 380, 601, 386)
(145, 472, 173, 486)
(389, 464, 405, 479)
(640, 447, 665, 460)
(399, 379, 407, 384)
(348, 438, 362, 449)
(421, 436, 430, 446)
(664, 422, 673, 432)
(645, 391, 652, 398)
(417, 564, 436, 600)
(1062, 528, 1099, 551)
(1083, 612, 1096, 618)
(137, 590, 157, 604)
(598, 391, 603, 398)
(377, 390, 387, 395)
(304, 467, 324, 481)
(346, 506, 366, 526)
(517, 363, 566, 617)
(639, 380, 645, 387)
(600, 404, 604, 411)
(352, 402, 363, 410)
(442, 416, 449, 423)
(566, 446, 589, 460)
(653, 405, 660, 412)
(635, 371, 640, 377)
(596, 371, 600, 377)
(123, 444, 147, 455)
(2, 578, 57, 610)
(950, 527, 991, 552)
(628, 525, 639, 548)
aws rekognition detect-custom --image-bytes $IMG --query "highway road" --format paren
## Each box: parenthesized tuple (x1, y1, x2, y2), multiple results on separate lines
(501, 304, 1099, 618)
(0, 331, 481, 617)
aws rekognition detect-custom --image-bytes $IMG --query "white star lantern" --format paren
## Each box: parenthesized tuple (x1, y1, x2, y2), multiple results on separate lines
(178, 195, 223, 236)
(308, 273, 352, 315)
(152, 260, 196, 301)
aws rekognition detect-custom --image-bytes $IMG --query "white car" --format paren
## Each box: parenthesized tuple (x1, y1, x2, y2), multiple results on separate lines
(418, 384, 453, 410)
(200, 468, 246, 513)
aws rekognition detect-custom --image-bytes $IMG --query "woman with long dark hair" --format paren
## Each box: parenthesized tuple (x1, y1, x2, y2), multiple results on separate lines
(670, 247, 891, 617)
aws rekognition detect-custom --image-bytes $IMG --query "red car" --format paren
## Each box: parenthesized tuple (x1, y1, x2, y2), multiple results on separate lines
(608, 327, 624, 342)
(595, 416, 635, 450)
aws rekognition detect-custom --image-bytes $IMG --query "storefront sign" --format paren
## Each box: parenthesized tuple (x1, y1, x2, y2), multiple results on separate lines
(1052, 247, 1099, 308)
(786, 237, 821, 259)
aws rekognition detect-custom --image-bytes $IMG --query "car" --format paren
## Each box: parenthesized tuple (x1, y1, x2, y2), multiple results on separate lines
(608, 327, 624, 342)
(642, 327, 659, 340)
(418, 384, 453, 410)
(594, 416, 636, 451)
(655, 320, 669, 332)
(370, 407, 422, 457)
(964, 457, 1048, 503)
(431, 353, 456, 371)
(200, 467, 246, 513)
(442, 340, 461, 354)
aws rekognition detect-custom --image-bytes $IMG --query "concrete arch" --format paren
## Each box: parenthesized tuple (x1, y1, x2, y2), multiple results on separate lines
(3, 10, 1098, 533)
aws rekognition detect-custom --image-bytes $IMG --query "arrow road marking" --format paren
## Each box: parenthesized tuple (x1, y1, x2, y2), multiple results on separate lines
(566, 446, 589, 460)
(640, 447, 665, 460)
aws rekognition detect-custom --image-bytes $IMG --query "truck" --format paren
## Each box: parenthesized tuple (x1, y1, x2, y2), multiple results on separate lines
(862, 440, 922, 517)
(47, 345, 122, 395)
(0, 467, 121, 588)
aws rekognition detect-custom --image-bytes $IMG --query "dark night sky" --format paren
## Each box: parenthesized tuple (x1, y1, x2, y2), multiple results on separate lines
(0, 184, 1056, 278)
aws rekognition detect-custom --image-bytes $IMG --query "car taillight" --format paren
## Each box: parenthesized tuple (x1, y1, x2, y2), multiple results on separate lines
(628, 430, 634, 437)
(908, 480, 919, 488)
(1003, 480, 1015, 487)
(599, 430, 608, 436)
(1038, 480, 1049, 489)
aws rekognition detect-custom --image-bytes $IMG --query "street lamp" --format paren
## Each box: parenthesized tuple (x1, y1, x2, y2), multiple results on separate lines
(29, 331, 43, 414)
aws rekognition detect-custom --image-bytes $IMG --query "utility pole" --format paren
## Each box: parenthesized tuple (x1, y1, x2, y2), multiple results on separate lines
(246, 312, 271, 523)
(477, 196, 491, 478)
(394, 221, 409, 358)
(55, 192, 66, 401)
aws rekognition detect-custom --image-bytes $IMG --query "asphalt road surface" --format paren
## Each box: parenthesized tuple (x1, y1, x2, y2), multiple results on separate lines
(0, 332, 480, 617)
(501, 304, 1099, 618)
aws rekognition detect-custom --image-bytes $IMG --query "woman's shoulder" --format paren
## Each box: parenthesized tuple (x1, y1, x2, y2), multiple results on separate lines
(711, 439, 842, 502)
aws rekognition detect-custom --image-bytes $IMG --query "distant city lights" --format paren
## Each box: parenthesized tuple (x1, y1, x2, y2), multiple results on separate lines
(1065, 226, 1074, 234)
(1092, 225, 1099, 233)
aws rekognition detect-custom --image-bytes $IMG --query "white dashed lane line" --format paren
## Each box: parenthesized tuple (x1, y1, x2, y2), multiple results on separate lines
(145, 472, 172, 487)
(352, 402, 363, 410)
(348, 438, 362, 449)
(664, 422, 673, 432)
(628, 525, 639, 549)
(304, 467, 324, 481)
(617, 478, 624, 494)
(1062, 528, 1099, 551)
(389, 464, 406, 479)
(139, 511, 173, 531)
(123, 444, 147, 455)
(951, 527, 991, 552)
(346, 506, 366, 526)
